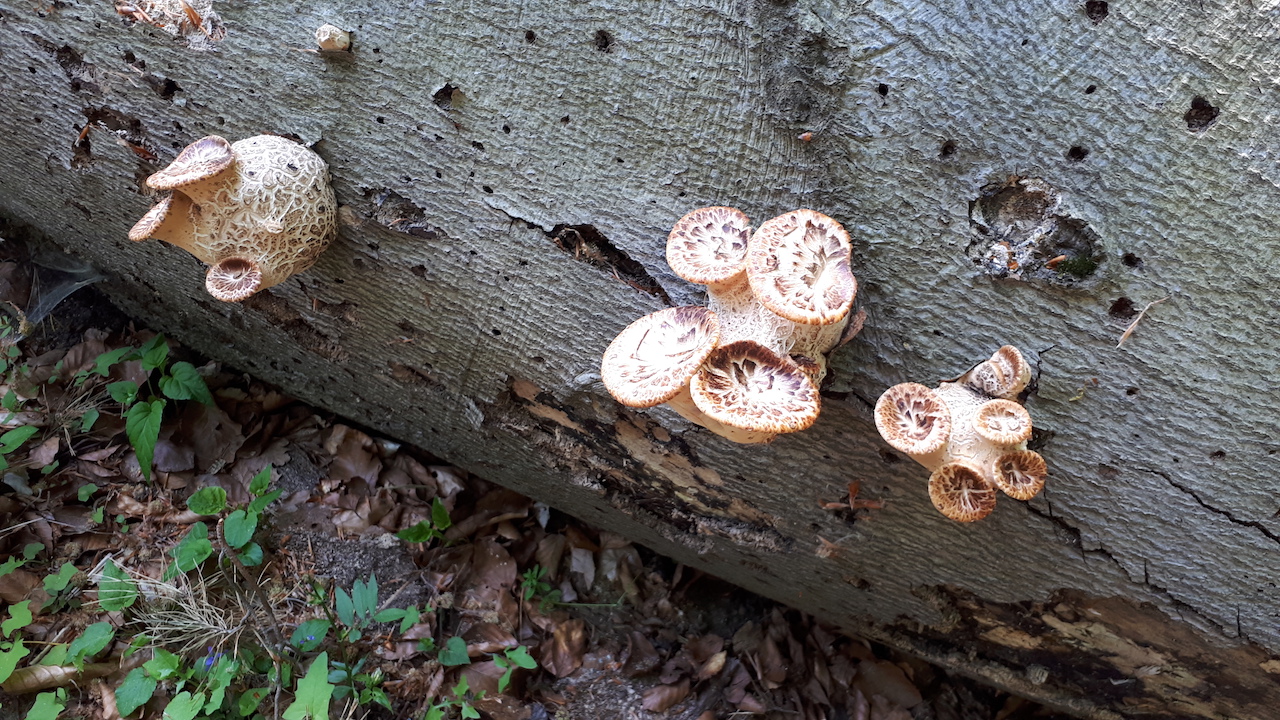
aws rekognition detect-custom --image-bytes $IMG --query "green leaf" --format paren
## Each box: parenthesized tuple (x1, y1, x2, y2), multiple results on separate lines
(223, 509, 257, 549)
(354, 575, 378, 621)
(92, 506, 104, 524)
(372, 608, 405, 623)
(395, 520, 442, 544)
(126, 398, 165, 481)
(236, 688, 270, 717)
(77, 483, 98, 502)
(162, 690, 206, 720)
(237, 541, 264, 567)
(139, 334, 170, 373)
(92, 347, 133, 376)
(41, 644, 68, 666)
(23, 543, 43, 560)
(144, 648, 180, 680)
(186, 486, 228, 516)
(159, 362, 214, 405)
(43, 563, 77, 594)
(506, 644, 537, 669)
(335, 587, 355, 627)
(98, 559, 138, 611)
(249, 465, 272, 496)
(123, 634, 150, 658)
(282, 651, 333, 720)
(0, 557, 20, 577)
(204, 655, 237, 712)
(67, 621, 114, 668)
(247, 489, 282, 516)
(107, 380, 139, 405)
(24, 688, 67, 720)
(461, 702, 481, 719)
(290, 618, 330, 652)
(2, 389, 18, 411)
(431, 497, 452, 531)
(398, 605, 420, 634)
(0, 637, 29, 684)
(425, 702, 447, 720)
(2, 600, 31, 637)
(165, 522, 212, 580)
(80, 407, 100, 432)
(0, 425, 38, 454)
(438, 636, 470, 667)
(115, 667, 158, 717)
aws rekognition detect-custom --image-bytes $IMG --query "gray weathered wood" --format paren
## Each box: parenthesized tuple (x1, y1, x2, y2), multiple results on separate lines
(3, 1, 1280, 716)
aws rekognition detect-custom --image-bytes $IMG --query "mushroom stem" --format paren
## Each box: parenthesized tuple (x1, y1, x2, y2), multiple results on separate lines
(665, 386, 776, 444)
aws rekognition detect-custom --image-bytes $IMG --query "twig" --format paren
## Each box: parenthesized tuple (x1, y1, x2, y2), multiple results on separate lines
(1117, 296, 1170, 348)
(216, 518, 290, 661)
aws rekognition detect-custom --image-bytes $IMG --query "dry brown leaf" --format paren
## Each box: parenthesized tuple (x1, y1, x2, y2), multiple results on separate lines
(463, 622, 517, 654)
(696, 650, 727, 681)
(27, 435, 58, 469)
(855, 660, 922, 709)
(178, 400, 244, 473)
(0, 568, 40, 603)
(539, 618, 587, 677)
(623, 631, 660, 677)
(460, 659, 507, 697)
(325, 425, 381, 484)
(869, 693, 914, 720)
(78, 445, 121, 463)
(737, 693, 768, 714)
(471, 693, 531, 720)
(759, 634, 788, 688)
(641, 679, 690, 712)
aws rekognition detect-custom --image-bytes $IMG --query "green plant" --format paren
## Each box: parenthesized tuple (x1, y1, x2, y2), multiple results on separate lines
(395, 497, 453, 544)
(519, 565, 562, 611)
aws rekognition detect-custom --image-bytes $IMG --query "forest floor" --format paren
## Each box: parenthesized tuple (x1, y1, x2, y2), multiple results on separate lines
(0, 241, 1076, 720)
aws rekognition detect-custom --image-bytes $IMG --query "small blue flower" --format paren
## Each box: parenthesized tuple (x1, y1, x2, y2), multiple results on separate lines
(203, 646, 224, 670)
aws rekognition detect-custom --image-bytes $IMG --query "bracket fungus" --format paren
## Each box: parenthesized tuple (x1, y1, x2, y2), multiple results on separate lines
(874, 346, 1046, 522)
(129, 135, 337, 302)
(602, 207, 858, 444)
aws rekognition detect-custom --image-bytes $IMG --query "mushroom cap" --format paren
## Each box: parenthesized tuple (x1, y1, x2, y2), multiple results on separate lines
(128, 193, 174, 242)
(206, 256, 264, 302)
(146, 136, 235, 190)
(965, 345, 1032, 399)
(601, 306, 720, 408)
(690, 340, 820, 434)
(994, 450, 1047, 501)
(874, 382, 952, 457)
(972, 399, 1033, 445)
(928, 461, 998, 522)
(666, 206, 752, 286)
(746, 209, 857, 325)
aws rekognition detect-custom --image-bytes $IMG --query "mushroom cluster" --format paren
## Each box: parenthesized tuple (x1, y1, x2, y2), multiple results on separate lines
(601, 207, 858, 444)
(129, 135, 338, 302)
(874, 346, 1046, 522)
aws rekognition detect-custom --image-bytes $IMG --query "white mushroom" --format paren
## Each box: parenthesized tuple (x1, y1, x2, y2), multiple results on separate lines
(129, 134, 338, 302)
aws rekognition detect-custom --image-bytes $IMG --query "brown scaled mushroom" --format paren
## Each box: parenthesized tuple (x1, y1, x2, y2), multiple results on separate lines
(689, 340, 820, 437)
(666, 207, 858, 385)
(129, 134, 337, 302)
(600, 307, 776, 444)
(874, 346, 1047, 522)
(603, 206, 858, 444)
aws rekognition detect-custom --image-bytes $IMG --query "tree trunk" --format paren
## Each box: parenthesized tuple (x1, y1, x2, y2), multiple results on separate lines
(4, 1, 1279, 717)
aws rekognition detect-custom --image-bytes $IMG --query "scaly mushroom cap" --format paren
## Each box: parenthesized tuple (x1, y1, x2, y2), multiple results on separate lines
(666, 206, 753, 286)
(129, 192, 199, 253)
(206, 257, 264, 302)
(994, 450, 1047, 501)
(875, 383, 952, 457)
(690, 340, 820, 434)
(965, 345, 1032, 399)
(146, 136, 235, 190)
(928, 461, 998, 522)
(746, 209, 857, 326)
(972, 399, 1033, 446)
(129, 193, 174, 242)
(601, 306, 720, 408)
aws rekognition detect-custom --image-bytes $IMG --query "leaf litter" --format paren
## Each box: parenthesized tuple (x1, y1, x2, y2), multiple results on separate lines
(0, 245, 1075, 719)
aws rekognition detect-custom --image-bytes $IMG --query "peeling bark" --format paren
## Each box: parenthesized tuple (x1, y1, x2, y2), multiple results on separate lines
(4, 1, 1280, 716)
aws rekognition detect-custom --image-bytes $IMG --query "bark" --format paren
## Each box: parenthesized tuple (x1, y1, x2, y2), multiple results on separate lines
(3, 1, 1280, 717)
